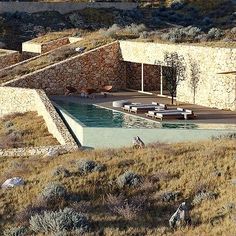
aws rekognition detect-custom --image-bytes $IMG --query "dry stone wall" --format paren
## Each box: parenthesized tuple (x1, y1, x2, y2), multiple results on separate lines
(0, 50, 20, 70)
(4, 42, 126, 95)
(41, 37, 70, 53)
(0, 87, 78, 156)
(120, 41, 236, 111)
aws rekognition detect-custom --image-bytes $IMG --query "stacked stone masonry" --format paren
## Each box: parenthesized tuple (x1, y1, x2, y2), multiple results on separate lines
(126, 62, 161, 91)
(41, 37, 70, 53)
(0, 50, 20, 70)
(0, 87, 78, 156)
(4, 42, 126, 95)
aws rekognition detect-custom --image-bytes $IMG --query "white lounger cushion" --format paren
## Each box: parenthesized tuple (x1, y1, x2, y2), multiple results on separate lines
(131, 105, 161, 111)
(124, 102, 158, 109)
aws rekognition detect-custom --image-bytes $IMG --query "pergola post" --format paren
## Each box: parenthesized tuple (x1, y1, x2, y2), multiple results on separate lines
(160, 65, 163, 95)
(141, 63, 144, 92)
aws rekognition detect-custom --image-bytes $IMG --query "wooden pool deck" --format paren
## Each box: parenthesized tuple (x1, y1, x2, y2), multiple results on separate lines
(51, 91, 236, 126)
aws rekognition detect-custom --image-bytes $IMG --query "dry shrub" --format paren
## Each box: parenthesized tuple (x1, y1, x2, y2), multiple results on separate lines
(69, 201, 92, 214)
(16, 204, 48, 227)
(106, 194, 148, 220)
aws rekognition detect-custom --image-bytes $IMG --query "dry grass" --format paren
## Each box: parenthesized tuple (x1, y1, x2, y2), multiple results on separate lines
(0, 138, 235, 235)
(0, 30, 115, 84)
(0, 112, 58, 149)
(30, 29, 78, 44)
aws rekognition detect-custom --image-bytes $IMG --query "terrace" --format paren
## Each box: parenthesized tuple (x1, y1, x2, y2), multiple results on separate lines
(52, 91, 236, 125)
(52, 91, 236, 148)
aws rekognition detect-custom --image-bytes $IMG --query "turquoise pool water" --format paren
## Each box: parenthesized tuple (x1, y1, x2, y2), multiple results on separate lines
(55, 100, 161, 128)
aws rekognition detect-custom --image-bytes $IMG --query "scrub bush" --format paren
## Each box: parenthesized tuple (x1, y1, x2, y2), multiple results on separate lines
(52, 166, 70, 178)
(77, 159, 106, 174)
(3, 226, 28, 236)
(99, 24, 120, 38)
(29, 208, 90, 234)
(4, 121, 14, 128)
(124, 23, 146, 35)
(117, 171, 142, 188)
(207, 28, 224, 40)
(160, 26, 202, 43)
(106, 194, 147, 220)
(40, 182, 67, 202)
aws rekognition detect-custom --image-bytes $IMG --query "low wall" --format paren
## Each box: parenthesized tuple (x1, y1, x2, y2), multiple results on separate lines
(0, 2, 137, 14)
(0, 50, 20, 70)
(0, 87, 78, 156)
(120, 41, 236, 111)
(22, 37, 70, 54)
(4, 42, 126, 95)
(57, 106, 236, 148)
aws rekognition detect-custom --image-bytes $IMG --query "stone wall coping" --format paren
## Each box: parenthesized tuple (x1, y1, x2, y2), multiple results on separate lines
(0, 144, 78, 157)
(119, 40, 236, 51)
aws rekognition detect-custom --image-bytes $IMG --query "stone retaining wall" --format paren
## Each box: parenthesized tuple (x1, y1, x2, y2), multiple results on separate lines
(4, 42, 126, 95)
(0, 2, 137, 14)
(126, 62, 161, 91)
(22, 37, 70, 54)
(0, 50, 20, 70)
(0, 87, 78, 156)
(120, 41, 236, 111)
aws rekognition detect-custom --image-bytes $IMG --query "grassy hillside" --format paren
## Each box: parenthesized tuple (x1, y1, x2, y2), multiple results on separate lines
(0, 112, 58, 149)
(0, 138, 235, 235)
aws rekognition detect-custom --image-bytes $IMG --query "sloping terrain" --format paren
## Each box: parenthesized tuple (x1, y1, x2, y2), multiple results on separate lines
(0, 137, 235, 235)
(0, 0, 235, 50)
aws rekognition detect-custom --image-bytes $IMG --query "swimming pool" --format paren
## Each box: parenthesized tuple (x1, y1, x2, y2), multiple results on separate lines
(55, 100, 161, 128)
(54, 99, 236, 148)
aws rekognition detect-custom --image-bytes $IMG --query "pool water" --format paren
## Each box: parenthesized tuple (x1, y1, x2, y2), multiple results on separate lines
(55, 100, 161, 128)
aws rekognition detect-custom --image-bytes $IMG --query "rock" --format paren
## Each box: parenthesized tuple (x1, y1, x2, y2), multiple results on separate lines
(132, 136, 145, 149)
(169, 202, 191, 228)
(1, 177, 24, 189)
(43, 149, 60, 158)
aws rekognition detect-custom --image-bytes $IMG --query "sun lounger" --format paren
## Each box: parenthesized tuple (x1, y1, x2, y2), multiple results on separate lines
(146, 109, 181, 118)
(154, 108, 195, 120)
(123, 102, 159, 112)
(130, 105, 165, 114)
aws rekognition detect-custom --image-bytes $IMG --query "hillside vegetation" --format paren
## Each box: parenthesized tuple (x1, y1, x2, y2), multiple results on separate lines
(0, 112, 58, 149)
(0, 0, 235, 50)
(0, 137, 235, 235)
